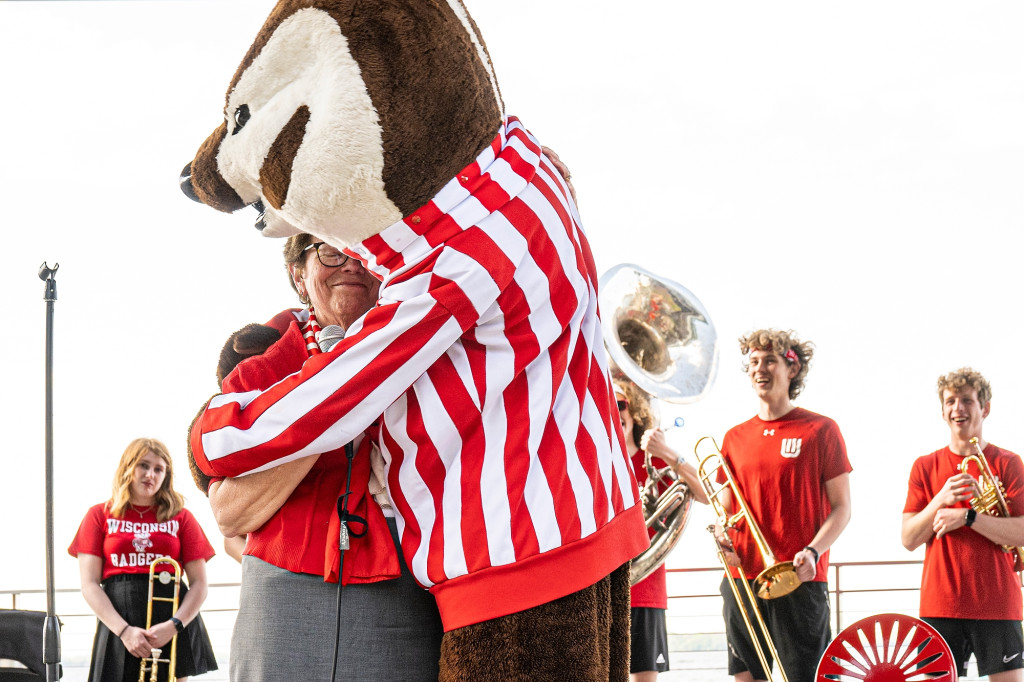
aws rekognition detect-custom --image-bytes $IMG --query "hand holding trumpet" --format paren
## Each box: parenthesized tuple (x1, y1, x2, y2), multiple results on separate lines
(931, 472, 980, 539)
(924, 469, 982, 539)
(937, 472, 980, 508)
(932, 507, 970, 539)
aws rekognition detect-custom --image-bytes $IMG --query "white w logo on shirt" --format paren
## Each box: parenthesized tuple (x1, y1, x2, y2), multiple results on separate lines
(780, 438, 802, 458)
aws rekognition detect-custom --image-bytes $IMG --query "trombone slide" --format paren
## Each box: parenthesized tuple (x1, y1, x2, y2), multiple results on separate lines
(138, 557, 182, 682)
(709, 525, 791, 682)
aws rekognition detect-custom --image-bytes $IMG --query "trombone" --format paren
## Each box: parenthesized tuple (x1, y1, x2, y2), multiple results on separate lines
(138, 557, 181, 682)
(961, 437, 1024, 571)
(696, 437, 800, 600)
(695, 436, 799, 682)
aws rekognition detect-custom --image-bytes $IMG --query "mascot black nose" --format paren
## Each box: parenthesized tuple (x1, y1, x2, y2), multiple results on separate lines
(179, 162, 202, 203)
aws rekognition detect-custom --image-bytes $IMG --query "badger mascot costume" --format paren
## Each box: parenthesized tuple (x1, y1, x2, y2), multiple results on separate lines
(181, 1, 648, 679)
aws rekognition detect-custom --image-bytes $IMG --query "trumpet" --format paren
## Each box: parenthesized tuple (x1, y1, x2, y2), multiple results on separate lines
(138, 557, 181, 682)
(695, 437, 801, 600)
(961, 437, 1024, 571)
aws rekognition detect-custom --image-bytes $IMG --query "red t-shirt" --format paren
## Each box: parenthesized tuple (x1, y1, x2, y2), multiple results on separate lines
(719, 408, 851, 582)
(903, 443, 1024, 620)
(629, 449, 669, 609)
(68, 503, 215, 580)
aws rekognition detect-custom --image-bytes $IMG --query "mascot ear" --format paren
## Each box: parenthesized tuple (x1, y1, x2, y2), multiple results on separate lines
(217, 323, 283, 388)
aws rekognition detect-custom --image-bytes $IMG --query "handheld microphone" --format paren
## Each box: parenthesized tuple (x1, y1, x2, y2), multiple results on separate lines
(318, 325, 345, 352)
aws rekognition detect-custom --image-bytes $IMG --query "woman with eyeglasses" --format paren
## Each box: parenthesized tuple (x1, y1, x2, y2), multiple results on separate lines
(615, 381, 708, 682)
(205, 233, 443, 681)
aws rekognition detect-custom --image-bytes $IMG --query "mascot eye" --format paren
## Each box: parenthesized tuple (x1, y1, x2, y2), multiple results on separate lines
(232, 104, 251, 135)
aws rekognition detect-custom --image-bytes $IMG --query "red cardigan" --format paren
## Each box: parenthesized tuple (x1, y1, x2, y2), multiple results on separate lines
(222, 318, 399, 584)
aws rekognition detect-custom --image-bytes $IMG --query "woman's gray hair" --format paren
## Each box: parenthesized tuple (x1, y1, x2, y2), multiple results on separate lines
(283, 233, 318, 304)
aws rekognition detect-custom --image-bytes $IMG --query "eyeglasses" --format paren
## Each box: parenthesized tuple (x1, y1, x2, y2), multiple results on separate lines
(303, 242, 352, 268)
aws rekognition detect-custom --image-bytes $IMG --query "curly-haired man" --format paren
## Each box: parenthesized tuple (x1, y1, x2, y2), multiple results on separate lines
(716, 329, 852, 682)
(902, 368, 1024, 682)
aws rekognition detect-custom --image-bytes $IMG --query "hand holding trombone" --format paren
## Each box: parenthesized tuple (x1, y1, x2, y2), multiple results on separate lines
(695, 435, 800, 682)
(138, 557, 181, 682)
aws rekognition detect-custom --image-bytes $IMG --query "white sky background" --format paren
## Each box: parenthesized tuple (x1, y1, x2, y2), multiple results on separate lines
(1, 0, 1023, 593)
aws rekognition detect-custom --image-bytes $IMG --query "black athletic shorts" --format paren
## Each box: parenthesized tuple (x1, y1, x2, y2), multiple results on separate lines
(630, 607, 670, 673)
(923, 617, 1024, 677)
(721, 577, 831, 682)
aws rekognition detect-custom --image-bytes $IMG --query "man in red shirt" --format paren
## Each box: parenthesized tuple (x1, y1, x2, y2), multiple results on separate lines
(716, 329, 852, 682)
(902, 368, 1024, 682)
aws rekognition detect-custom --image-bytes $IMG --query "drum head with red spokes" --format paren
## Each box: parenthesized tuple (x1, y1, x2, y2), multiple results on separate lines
(816, 614, 957, 682)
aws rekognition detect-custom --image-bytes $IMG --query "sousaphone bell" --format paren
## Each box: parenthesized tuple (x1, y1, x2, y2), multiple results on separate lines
(599, 263, 718, 585)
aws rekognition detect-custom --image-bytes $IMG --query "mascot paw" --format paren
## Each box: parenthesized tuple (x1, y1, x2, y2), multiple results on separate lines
(541, 145, 577, 204)
(217, 323, 282, 388)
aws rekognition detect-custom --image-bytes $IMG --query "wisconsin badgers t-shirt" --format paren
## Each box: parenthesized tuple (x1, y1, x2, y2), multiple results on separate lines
(69, 502, 215, 580)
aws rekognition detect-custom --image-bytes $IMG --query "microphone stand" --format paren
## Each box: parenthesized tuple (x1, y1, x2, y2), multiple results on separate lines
(38, 263, 61, 682)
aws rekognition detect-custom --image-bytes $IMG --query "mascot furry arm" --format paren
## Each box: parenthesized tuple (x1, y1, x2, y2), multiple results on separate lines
(180, 1, 645, 677)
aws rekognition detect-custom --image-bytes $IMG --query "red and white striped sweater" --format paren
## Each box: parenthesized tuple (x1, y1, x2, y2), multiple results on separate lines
(191, 117, 647, 629)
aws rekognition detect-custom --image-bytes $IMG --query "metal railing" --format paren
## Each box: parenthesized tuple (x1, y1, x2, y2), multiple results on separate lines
(666, 558, 929, 631)
(1, 559, 1002, 681)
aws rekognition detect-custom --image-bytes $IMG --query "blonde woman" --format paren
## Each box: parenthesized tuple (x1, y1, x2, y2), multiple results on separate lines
(69, 438, 217, 682)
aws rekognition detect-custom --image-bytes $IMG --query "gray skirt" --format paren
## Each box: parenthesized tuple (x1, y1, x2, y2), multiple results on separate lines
(230, 518, 443, 682)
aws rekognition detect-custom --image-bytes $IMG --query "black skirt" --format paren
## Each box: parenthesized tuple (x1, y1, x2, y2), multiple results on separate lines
(88, 573, 218, 682)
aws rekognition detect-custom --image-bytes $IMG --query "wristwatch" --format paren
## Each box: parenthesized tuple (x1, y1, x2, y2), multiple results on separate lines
(170, 616, 184, 633)
(964, 508, 977, 527)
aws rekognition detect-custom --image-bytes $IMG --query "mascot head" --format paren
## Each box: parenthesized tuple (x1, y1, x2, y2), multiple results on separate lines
(180, 0, 503, 248)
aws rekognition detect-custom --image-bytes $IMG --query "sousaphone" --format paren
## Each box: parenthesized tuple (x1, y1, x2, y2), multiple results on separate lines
(599, 263, 718, 584)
